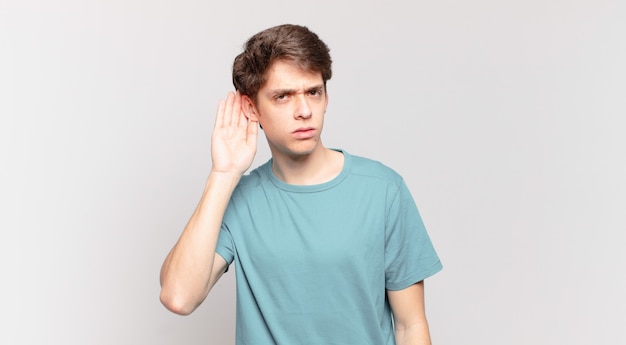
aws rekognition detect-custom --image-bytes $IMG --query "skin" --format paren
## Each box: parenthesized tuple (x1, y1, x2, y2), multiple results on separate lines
(389, 281, 433, 345)
(159, 60, 432, 344)
(159, 91, 254, 315)
(241, 60, 343, 185)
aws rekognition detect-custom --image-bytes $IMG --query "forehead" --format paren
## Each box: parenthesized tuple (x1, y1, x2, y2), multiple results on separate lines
(261, 60, 323, 90)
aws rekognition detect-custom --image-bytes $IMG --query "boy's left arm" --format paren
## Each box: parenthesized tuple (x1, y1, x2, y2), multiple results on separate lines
(388, 281, 432, 345)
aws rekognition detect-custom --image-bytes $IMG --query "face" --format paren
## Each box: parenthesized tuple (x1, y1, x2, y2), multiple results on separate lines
(246, 60, 329, 160)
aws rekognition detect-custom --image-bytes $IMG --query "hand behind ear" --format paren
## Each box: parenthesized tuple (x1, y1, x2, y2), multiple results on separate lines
(211, 91, 258, 174)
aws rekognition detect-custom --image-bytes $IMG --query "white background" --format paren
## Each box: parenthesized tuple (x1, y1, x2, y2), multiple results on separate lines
(1, 0, 625, 344)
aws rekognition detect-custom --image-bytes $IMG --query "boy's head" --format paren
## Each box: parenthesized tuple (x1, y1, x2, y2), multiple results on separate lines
(232, 24, 333, 102)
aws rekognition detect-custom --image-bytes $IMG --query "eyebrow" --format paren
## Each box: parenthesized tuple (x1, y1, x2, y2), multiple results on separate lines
(270, 84, 325, 95)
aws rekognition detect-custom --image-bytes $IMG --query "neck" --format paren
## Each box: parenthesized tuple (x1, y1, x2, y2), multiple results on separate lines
(271, 146, 344, 185)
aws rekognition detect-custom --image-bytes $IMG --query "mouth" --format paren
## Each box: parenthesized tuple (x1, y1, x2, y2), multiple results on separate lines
(292, 127, 316, 139)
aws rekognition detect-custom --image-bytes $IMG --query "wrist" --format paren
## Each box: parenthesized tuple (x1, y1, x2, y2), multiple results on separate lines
(206, 170, 242, 190)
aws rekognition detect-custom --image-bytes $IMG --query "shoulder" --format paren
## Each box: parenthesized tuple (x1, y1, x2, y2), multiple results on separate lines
(346, 151, 404, 187)
(233, 160, 272, 193)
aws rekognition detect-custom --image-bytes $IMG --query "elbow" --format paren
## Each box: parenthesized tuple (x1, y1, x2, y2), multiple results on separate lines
(159, 288, 200, 316)
(394, 320, 431, 345)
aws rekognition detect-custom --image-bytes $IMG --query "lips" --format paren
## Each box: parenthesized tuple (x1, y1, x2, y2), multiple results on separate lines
(292, 127, 315, 139)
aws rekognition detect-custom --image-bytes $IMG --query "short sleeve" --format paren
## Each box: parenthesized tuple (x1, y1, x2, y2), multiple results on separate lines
(216, 223, 235, 271)
(384, 180, 442, 290)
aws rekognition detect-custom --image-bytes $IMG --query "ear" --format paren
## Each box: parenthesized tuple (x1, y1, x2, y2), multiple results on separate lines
(324, 89, 329, 113)
(241, 94, 259, 122)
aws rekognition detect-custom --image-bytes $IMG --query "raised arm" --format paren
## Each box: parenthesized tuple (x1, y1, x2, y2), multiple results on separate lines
(159, 91, 258, 315)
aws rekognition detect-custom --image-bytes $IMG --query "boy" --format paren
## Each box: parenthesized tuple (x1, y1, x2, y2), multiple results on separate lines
(160, 24, 442, 345)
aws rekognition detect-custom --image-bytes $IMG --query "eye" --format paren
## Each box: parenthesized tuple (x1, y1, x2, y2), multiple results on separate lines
(274, 93, 288, 102)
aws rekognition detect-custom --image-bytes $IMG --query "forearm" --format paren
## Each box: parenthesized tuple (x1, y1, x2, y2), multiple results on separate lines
(395, 320, 432, 345)
(159, 171, 240, 315)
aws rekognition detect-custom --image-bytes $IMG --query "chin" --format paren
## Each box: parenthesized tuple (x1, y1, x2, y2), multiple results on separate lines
(273, 140, 320, 159)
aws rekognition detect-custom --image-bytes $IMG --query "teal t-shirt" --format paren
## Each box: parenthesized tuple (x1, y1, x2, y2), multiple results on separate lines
(216, 150, 442, 345)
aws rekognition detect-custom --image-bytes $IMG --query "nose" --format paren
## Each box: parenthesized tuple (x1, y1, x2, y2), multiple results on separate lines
(294, 94, 312, 119)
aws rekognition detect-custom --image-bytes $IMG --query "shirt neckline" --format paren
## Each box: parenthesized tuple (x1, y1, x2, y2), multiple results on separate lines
(266, 149, 351, 193)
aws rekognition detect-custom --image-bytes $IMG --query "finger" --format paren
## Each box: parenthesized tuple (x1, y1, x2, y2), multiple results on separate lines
(231, 91, 242, 128)
(246, 118, 258, 146)
(215, 98, 226, 129)
(223, 91, 235, 127)
(237, 93, 250, 130)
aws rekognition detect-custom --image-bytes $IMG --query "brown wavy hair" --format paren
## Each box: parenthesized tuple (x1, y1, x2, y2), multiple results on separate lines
(232, 24, 333, 101)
